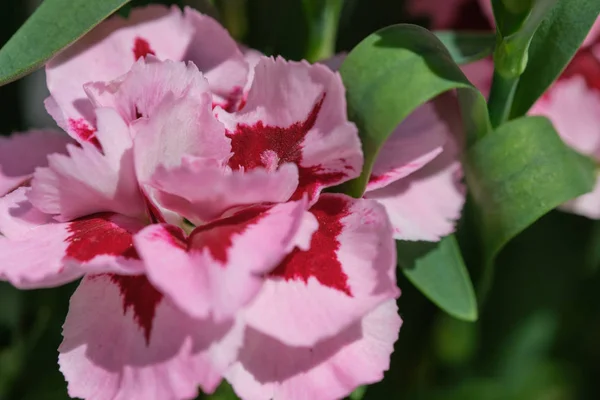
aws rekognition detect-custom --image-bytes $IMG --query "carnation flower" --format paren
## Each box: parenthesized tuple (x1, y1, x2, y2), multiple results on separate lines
(0, 5, 466, 400)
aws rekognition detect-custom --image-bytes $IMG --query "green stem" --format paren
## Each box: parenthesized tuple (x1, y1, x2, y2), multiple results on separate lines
(215, 0, 248, 41)
(487, 69, 519, 128)
(304, 0, 344, 62)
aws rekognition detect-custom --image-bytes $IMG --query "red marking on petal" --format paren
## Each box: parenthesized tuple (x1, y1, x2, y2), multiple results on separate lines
(189, 207, 266, 264)
(227, 93, 345, 199)
(561, 48, 600, 91)
(368, 174, 385, 185)
(270, 196, 353, 296)
(133, 37, 156, 60)
(68, 118, 100, 149)
(294, 165, 346, 200)
(65, 214, 139, 262)
(109, 274, 163, 345)
(212, 86, 244, 113)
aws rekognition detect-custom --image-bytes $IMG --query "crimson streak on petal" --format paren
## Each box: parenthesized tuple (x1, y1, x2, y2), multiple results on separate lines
(227, 93, 345, 199)
(68, 118, 100, 149)
(189, 207, 267, 264)
(65, 214, 140, 262)
(270, 195, 353, 296)
(109, 275, 163, 345)
(133, 37, 156, 60)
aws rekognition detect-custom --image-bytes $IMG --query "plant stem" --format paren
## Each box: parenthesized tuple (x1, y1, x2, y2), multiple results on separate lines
(487, 69, 519, 128)
(215, 0, 248, 41)
(304, 0, 344, 62)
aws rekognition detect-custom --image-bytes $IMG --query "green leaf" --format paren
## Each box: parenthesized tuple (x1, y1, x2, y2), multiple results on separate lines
(433, 31, 496, 65)
(339, 24, 491, 197)
(493, 0, 559, 78)
(510, 0, 600, 117)
(204, 381, 239, 400)
(0, 0, 131, 87)
(464, 116, 596, 298)
(349, 386, 368, 400)
(398, 236, 478, 322)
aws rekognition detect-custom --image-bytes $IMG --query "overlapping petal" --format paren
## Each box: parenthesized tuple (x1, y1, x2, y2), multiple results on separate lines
(215, 57, 363, 203)
(151, 159, 298, 224)
(242, 194, 398, 347)
(28, 108, 145, 221)
(0, 130, 72, 197)
(366, 136, 465, 241)
(227, 300, 401, 400)
(135, 200, 317, 321)
(0, 193, 144, 289)
(85, 58, 210, 124)
(45, 5, 247, 142)
(133, 95, 231, 185)
(366, 94, 465, 241)
(367, 102, 448, 191)
(59, 274, 244, 400)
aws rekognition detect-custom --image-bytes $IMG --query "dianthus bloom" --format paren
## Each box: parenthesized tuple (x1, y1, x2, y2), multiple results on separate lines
(0, 6, 465, 400)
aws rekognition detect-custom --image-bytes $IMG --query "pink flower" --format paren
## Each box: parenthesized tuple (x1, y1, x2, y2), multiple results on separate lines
(0, 6, 410, 400)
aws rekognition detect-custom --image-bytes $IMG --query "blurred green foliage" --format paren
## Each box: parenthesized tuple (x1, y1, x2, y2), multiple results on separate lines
(1, 0, 600, 399)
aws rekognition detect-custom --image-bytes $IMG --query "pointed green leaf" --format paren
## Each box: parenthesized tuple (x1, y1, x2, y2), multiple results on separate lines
(398, 236, 478, 322)
(510, 0, 600, 116)
(0, 0, 131, 87)
(464, 116, 596, 298)
(338, 24, 492, 198)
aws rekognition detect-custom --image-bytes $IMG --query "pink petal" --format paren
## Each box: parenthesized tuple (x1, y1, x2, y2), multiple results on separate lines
(46, 6, 192, 140)
(135, 200, 317, 321)
(227, 300, 401, 400)
(242, 194, 398, 347)
(366, 134, 465, 241)
(461, 58, 494, 99)
(28, 108, 145, 221)
(0, 211, 144, 289)
(133, 94, 231, 186)
(85, 58, 210, 124)
(0, 130, 72, 196)
(530, 77, 600, 158)
(216, 57, 362, 202)
(45, 5, 248, 141)
(0, 187, 53, 238)
(367, 102, 449, 191)
(184, 10, 249, 110)
(560, 175, 600, 219)
(529, 77, 600, 219)
(151, 158, 298, 224)
(59, 274, 244, 400)
(239, 45, 264, 95)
